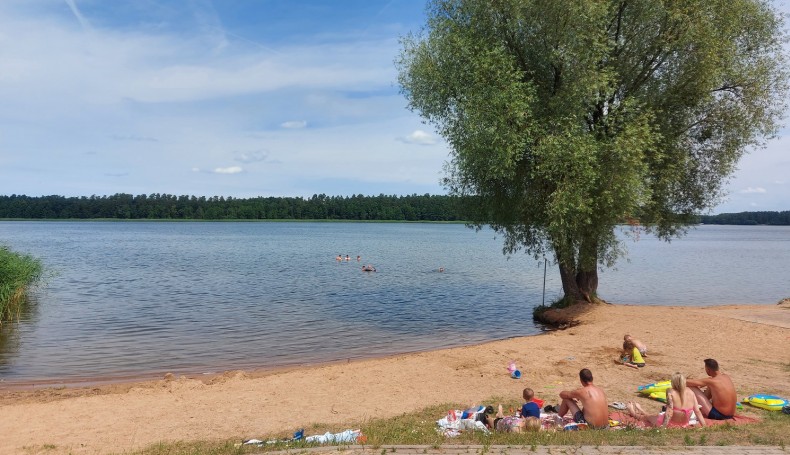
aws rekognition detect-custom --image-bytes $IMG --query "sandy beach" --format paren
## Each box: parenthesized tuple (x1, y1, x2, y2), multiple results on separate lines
(1, 302, 789, 454)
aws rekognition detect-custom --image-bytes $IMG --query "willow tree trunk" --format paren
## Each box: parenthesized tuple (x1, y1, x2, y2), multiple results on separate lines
(558, 263, 599, 303)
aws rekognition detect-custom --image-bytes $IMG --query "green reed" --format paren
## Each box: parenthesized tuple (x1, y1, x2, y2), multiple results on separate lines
(0, 245, 43, 323)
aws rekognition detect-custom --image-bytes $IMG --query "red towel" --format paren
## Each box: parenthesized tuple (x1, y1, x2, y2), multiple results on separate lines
(609, 411, 760, 428)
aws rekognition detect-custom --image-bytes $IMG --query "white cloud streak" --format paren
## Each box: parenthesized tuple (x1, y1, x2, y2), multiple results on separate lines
(213, 166, 243, 174)
(398, 129, 437, 145)
(234, 151, 269, 163)
(63, 0, 90, 31)
(280, 120, 307, 129)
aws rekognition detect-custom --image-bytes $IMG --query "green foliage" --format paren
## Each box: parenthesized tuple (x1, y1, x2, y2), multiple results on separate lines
(398, 0, 788, 300)
(0, 246, 43, 322)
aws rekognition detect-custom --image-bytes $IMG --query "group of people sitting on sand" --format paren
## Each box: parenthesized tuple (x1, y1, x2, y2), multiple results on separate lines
(624, 358, 738, 428)
(478, 334, 737, 432)
(615, 334, 737, 426)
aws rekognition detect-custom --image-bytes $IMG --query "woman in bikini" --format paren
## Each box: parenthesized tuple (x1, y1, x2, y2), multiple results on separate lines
(627, 372, 707, 428)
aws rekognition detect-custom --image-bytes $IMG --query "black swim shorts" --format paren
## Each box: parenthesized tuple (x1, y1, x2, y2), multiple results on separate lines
(708, 406, 734, 420)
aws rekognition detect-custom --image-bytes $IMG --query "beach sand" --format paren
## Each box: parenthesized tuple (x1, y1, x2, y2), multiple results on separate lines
(1, 302, 789, 454)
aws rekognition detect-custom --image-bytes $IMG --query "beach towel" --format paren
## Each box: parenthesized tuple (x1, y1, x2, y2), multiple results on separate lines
(242, 428, 363, 447)
(305, 429, 363, 444)
(436, 409, 490, 437)
(609, 412, 759, 429)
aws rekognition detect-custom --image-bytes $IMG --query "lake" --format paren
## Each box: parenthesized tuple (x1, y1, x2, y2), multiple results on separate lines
(0, 221, 787, 385)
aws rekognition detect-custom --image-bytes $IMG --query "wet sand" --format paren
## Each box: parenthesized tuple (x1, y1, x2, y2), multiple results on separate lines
(1, 302, 788, 455)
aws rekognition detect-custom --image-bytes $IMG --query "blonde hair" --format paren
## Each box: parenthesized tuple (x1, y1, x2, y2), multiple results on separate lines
(671, 372, 686, 395)
(524, 417, 541, 431)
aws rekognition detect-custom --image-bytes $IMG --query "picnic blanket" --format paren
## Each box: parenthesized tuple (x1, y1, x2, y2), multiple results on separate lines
(436, 409, 490, 437)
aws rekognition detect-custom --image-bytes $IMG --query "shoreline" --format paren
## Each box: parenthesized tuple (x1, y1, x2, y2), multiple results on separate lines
(2, 301, 784, 391)
(1, 302, 788, 454)
(0, 332, 546, 397)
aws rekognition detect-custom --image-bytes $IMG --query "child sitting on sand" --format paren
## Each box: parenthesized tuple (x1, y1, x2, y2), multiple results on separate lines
(520, 388, 541, 418)
(624, 334, 647, 356)
(621, 339, 646, 368)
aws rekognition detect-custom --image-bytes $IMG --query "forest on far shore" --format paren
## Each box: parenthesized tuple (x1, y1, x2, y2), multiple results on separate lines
(0, 194, 787, 225)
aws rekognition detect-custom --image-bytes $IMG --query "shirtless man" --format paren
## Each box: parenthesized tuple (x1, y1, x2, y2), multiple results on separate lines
(686, 358, 737, 420)
(557, 368, 609, 429)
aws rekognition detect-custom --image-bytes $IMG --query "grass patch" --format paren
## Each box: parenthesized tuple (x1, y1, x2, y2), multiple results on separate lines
(0, 245, 43, 323)
(532, 296, 575, 320)
(124, 399, 790, 455)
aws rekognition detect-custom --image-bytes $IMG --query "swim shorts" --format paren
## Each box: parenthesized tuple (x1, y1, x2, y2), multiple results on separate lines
(708, 406, 734, 420)
(573, 411, 608, 429)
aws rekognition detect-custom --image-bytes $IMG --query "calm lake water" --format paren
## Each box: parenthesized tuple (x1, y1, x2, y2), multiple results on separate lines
(0, 221, 787, 385)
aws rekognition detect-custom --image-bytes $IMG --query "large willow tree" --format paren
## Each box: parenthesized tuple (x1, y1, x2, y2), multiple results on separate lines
(398, 0, 787, 303)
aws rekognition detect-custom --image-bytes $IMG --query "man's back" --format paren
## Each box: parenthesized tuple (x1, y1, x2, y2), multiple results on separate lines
(708, 373, 737, 415)
(578, 384, 608, 428)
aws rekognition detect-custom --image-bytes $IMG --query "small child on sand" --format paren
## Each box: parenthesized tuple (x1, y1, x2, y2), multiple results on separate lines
(621, 339, 646, 369)
(624, 334, 647, 356)
(520, 388, 541, 419)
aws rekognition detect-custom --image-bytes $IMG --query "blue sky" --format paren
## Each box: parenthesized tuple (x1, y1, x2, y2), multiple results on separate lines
(0, 0, 787, 213)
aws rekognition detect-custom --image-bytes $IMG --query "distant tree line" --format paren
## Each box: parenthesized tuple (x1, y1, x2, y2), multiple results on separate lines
(0, 193, 466, 221)
(698, 211, 790, 226)
(0, 194, 786, 225)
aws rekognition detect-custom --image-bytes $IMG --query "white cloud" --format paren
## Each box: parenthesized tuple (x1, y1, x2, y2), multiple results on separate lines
(398, 129, 437, 145)
(280, 120, 307, 129)
(234, 150, 268, 163)
(111, 134, 158, 142)
(64, 0, 90, 31)
(739, 187, 767, 194)
(213, 166, 243, 174)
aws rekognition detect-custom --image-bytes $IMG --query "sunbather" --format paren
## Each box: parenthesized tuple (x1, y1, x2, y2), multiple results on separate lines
(626, 372, 706, 428)
(483, 404, 539, 432)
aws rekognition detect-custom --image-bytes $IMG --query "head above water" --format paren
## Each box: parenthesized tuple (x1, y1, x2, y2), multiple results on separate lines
(579, 368, 593, 384)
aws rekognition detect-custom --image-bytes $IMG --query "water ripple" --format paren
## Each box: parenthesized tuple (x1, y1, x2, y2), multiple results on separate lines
(0, 222, 787, 383)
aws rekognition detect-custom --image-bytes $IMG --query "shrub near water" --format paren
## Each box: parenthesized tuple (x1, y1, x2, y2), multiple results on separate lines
(0, 246, 43, 322)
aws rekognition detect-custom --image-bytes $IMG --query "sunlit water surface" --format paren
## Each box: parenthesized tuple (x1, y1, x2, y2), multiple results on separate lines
(0, 222, 787, 383)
